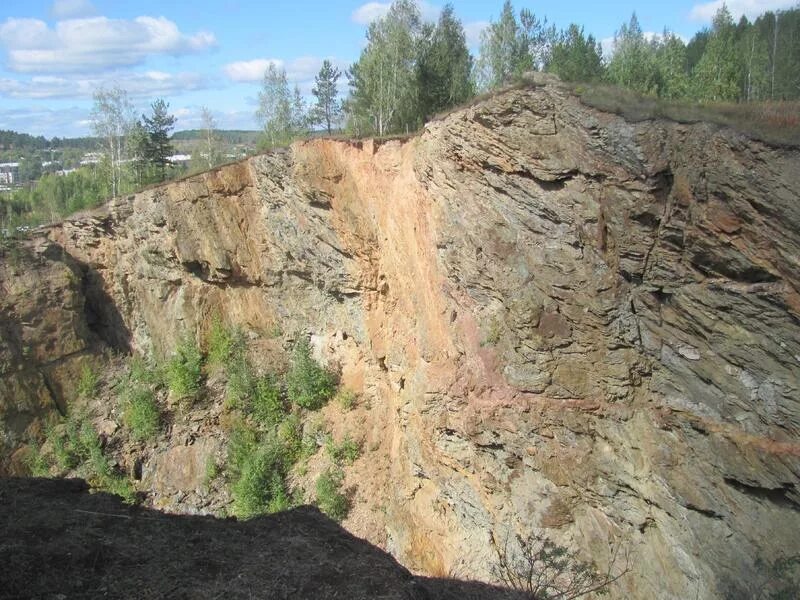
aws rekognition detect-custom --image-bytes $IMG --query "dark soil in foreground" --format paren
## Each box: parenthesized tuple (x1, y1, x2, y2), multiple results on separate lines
(0, 477, 520, 599)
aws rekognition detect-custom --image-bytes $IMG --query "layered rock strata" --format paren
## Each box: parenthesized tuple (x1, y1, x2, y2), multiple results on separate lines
(2, 78, 799, 598)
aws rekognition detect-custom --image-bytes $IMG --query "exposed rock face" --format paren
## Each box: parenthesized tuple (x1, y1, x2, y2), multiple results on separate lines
(2, 78, 799, 598)
(0, 240, 102, 473)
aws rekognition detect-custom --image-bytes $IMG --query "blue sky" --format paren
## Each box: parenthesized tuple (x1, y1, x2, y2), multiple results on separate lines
(0, 0, 794, 137)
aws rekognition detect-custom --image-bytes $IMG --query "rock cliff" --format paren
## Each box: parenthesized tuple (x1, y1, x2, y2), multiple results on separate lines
(2, 77, 799, 598)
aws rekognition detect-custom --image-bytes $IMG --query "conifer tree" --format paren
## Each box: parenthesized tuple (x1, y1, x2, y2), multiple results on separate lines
(311, 60, 342, 135)
(142, 98, 176, 182)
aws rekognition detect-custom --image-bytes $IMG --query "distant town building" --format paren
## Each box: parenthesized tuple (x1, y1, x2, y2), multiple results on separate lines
(80, 152, 103, 165)
(167, 154, 192, 164)
(0, 162, 19, 185)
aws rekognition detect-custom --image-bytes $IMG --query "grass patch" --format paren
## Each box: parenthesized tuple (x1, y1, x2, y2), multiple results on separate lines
(76, 364, 99, 399)
(315, 467, 350, 522)
(25, 442, 50, 477)
(336, 388, 357, 411)
(286, 337, 336, 410)
(568, 82, 800, 147)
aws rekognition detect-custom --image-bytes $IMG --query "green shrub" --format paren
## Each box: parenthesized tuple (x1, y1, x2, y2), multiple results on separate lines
(325, 433, 361, 466)
(277, 413, 303, 463)
(76, 364, 99, 399)
(286, 338, 336, 410)
(25, 442, 50, 477)
(225, 354, 254, 409)
(207, 318, 247, 368)
(316, 467, 349, 522)
(128, 355, 160, 386)
(230, 434, 291, 519)
(165, 336, 203, 399)
(34, 411, 135, 503)
(251, 374, 286, 426)
(122, 388, 160, 441)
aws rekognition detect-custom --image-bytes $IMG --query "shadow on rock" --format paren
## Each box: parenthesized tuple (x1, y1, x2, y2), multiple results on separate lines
(0, 477, 523, 599)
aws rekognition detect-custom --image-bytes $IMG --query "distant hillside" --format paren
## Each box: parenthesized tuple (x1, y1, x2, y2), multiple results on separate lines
(0, 130, 97, 151)
(172, 129, 261, 144)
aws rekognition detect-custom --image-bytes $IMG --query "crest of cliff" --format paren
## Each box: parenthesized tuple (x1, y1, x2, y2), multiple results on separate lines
(2, 77, 799, 599)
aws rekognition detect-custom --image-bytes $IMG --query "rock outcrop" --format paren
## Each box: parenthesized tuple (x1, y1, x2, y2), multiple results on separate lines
(2, 77, 799, 598)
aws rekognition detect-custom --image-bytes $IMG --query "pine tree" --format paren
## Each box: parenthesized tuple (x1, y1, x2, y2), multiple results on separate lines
(691, 6, 742, 101)
(655, 31, 691, 100)
(142, 98, 176, 182)
(416, 4, 474, 120)
(311, 60, 342, 135)
(547, 24, 604, 82)
(606, 13, 660, 95)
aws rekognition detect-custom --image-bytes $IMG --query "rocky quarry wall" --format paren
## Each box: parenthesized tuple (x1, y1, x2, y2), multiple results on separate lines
(1, 79, 799, 598)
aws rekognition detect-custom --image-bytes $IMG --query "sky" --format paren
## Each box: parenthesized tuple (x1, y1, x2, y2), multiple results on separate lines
(0, 0, 795, 138)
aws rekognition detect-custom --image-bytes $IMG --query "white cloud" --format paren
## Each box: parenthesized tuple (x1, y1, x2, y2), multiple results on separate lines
(49, 0, 96, 20)
(689, 0, 796, 22)
(223, 56, 346, 85)
(223, 58, 284, 82)
(0, 105, 89, 137)
(0, 16, 216, 73)
(352, 2, 391, 25)
(463, 21, 489, 48)
(0, 70, 208, 100)
(351, 1, 440, 25)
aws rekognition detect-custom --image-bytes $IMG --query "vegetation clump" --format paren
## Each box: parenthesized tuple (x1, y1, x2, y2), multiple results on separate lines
(315, 467, 350, 522)
(286, 338, 337, 410)
(76, 364, 100, 399)
(336, 389, 357, 411)
(117, 357, 162, 441)
(26, 410, 135, 504)
(226, 423, 294, 518)
(325, 433, 361, 466)
(165, 336, 203, 399)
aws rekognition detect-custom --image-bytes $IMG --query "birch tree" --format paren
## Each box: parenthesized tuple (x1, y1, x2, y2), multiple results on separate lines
(90, 86, 134, 198)
(347, 0, 422, 136)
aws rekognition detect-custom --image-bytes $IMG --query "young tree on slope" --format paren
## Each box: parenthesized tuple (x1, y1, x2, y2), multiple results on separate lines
(200, 106, 221, 169)
(311, 60, 342, 135)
